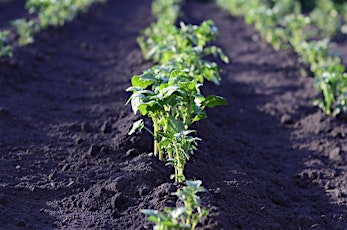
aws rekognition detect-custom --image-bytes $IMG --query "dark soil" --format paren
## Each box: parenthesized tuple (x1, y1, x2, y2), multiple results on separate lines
(0, 0, 26, 28)
(0, 0, 346, 229)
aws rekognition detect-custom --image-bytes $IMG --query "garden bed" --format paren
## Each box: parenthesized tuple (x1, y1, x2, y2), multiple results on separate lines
(0, 0, 346, 229)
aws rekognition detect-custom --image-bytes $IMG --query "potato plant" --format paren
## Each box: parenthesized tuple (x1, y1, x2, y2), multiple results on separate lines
(141, 180, 209, 230)
(128, 0, 224, 227)
(127, 65, 226, 181)
(309, 0, 340, 37)
(12, 19, 39, 46)
(26, 0, 106, 28)
(151, 0, 183, 24)
(0, 31, 12, 58)
(128, 0, 228, 183)
(10, 0, 105, 46)
(217, 0, 347, 117)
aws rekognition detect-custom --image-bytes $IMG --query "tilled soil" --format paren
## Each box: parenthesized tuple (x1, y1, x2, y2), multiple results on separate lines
(0, 0, 346, 229)
(0, 0, 26, 28)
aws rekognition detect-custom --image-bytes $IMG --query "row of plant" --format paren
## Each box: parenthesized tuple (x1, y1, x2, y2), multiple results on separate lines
(0, 0, 105, 58)
(127, 0, 228, 183)
(126, 0, 228, 228)
(0, 31, 12, 58)
(217, 0, 347, 117)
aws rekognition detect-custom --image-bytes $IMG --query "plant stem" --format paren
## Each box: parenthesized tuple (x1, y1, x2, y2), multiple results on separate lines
(157, 141, 163, 160)
(153, 118, 158, 157)
(174, 143, 184, 183)
(153, 118, 163, 160)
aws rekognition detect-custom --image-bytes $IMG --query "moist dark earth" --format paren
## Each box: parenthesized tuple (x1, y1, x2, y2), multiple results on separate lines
(0, 0, 347, 229)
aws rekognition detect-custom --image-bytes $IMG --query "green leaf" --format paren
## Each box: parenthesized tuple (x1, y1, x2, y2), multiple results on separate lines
(131, 74, 155, 88)
(127, 90, 154, 114)
(159, 138, 172, 147)
(125, 86, 141, 92)
(180, 130, 196, 136)
(138, 101, 160, 116)
(219, 50, 229, 63)
(141, 209, 159, 217)
(128, 119, 144, 135)
(170, 207, 186, 219)
(131, 96, 143, 114)
(202, 208, 209, 217)
(178, 79, 199, 92)
(167, 115, 184, 134)
(186, 180, 202, 188)
(202, 95, 227, 108)
(170, 70, 182, 77)
(203, 68, 220, 85)
(161, 85, 180, 98)
(192, 112, 207, 122)
(147, 215, 160, 223)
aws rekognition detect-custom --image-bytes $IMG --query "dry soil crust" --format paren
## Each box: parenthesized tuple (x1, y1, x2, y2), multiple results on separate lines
(0, 0, 346, 229)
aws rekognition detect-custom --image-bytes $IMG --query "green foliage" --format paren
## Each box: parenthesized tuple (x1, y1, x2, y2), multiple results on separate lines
(0, 31, 12, 58)
(128, 0, 228, 182)
(141, 180, 209, 230)
(12, 19, 39, 46)
(127, 63, 227, 182)
(10, 0, 105, 48)
(310, 0, 340, 37)
(217, 0, 347, 117)
(152, 0, 183, 24)
(26, 0, 105, 28)
(138, 20, 228, 85)
(138, 19, 228, 67)
(282, 14, 310, 52)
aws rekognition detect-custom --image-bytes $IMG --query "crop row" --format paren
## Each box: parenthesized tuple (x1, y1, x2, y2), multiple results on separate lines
(218, 0, 347, 117)
(127, 0, 228, 183)
(126, 0, 229, 228)
(0, 0, 105, 58)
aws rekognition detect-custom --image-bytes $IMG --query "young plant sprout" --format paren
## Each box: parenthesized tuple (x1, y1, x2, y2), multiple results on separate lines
(126, 67, 227, 182)
(141, 180, 209, 230)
